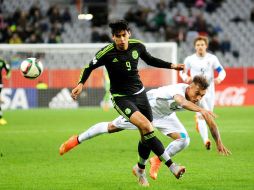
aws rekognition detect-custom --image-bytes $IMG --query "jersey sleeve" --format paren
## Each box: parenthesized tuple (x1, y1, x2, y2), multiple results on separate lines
(212, 55, 226, 81)
(158, 84, 186, 99)
(212, 55, 223, 71)
(162, 84, 187, 109)
(169, 85, 186, 98)
(139, 43, 172, 69)
(78, 47, 109, 84)
(0, 57, 11, 75)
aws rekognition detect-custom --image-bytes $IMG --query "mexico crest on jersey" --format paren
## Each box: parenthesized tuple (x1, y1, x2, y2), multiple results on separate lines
(132, 50, 138, 59)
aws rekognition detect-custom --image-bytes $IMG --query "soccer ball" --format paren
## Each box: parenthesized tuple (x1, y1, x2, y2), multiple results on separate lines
(20, 58, 43, 79)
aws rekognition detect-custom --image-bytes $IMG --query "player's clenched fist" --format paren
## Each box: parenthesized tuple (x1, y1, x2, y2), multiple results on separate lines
(71, 83, 83, 100)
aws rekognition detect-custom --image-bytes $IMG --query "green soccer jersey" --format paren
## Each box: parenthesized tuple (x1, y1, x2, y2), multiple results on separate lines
(0, 57, 11, 86)
(79, 39, 172, 96)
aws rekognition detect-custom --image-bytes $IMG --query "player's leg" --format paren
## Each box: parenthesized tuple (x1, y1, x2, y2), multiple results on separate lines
(77, 115, 139, 142)
(132, 140, 150, 186)
(112, 93, 185, 180)
(149, 130, 188, 180)
(59, 121, 122, 155)
(78, 122, 113, 142)
(59, 122, 109, 155)
(196, 93, 213, 149)
(106, 115, 151, 186)
(108, 114, 151, 186)
(0, 88, 7, 125)
(131, 111, 184, 179)
(134, 92, 173, 170)
(112, 115, 151, 184)
(111, 97, 152, 186)
(196, 113, 210, 149)
(149, 113, 189, 180)
(59, 115, 139, 155)
(165, 132, 190, 157)
(111, 114, 151, 186)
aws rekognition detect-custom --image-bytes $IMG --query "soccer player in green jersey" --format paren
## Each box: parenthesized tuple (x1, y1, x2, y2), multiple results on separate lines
(60, 20, 185, 186)
(0, 57, 11, 125)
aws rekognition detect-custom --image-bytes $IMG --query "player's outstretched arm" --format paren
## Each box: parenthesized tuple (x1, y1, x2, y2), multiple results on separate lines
(174, 94, 215, 116)
(71, 83, 83, 100)
(200, 110, 232, 156)
(140, 45, 184, 70)
(174, 95, 231, 155)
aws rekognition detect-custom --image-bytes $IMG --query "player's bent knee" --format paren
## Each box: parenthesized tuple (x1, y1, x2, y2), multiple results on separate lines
(108, 122, 123, 133)
(130, 111, 153, 133)
(133, 119, 153, 133)
(139, 122, 153, 134)
(179, 132, 190, 149)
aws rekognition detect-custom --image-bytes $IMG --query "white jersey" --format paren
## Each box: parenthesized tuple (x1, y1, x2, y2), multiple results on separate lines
(146, 83, 189, 118)
(183, 52, 224, 111)
(184, 52, 223, 84)
(113, 83, 194, 135)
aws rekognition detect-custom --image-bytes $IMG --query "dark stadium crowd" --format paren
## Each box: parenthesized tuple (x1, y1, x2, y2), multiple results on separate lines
(0, 3, 72, 43)
(124, 0, 228, 53)
(0, 0, 254, 58)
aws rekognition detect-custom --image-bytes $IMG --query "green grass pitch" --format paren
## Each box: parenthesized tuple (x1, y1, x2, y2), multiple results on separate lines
(0, 106, 254, 190)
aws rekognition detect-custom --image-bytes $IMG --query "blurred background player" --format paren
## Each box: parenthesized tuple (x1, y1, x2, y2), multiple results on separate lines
(100, 67, 112, 111)
(180, 36, 226, 150)
(59, 75, 231, 182)
(36, 80, 48, 89)
(0, 57, 11, 125)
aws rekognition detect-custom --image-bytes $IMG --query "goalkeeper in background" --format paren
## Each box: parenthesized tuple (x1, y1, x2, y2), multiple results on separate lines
(0, 57, 11, 125)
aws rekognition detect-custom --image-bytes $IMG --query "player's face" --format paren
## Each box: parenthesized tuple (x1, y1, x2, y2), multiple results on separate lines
(186, 84, 206, 104)
(112, 30, 131, 51)
(195, 40, 207, 56)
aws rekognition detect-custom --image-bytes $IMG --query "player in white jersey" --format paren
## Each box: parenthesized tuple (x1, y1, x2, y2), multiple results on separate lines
(180, 36, 226, 150)
(59, 76, 231, 186)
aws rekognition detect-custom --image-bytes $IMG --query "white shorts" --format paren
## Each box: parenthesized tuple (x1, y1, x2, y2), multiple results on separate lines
(112, 112, 188, 136)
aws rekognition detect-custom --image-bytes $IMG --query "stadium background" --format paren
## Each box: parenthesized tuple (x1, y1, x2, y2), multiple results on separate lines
(0, 1, 254, 190)
(1, 0, 254, 109)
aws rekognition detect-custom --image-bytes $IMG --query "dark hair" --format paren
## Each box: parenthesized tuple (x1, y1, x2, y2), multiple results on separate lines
(192, 75, 209, 90)
(109, 20, 130, 35)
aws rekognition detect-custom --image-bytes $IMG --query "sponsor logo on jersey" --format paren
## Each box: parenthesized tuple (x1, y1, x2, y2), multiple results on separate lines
(132, 50, 138, 59)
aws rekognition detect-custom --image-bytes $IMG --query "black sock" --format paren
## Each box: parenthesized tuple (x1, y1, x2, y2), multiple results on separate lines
(143, 131, 165, 157)
(137, 141, 151, 169)
(165, 159, 173, 167)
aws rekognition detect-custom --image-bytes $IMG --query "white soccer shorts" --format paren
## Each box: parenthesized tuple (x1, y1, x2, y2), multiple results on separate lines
(112, 112, 188, 136)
